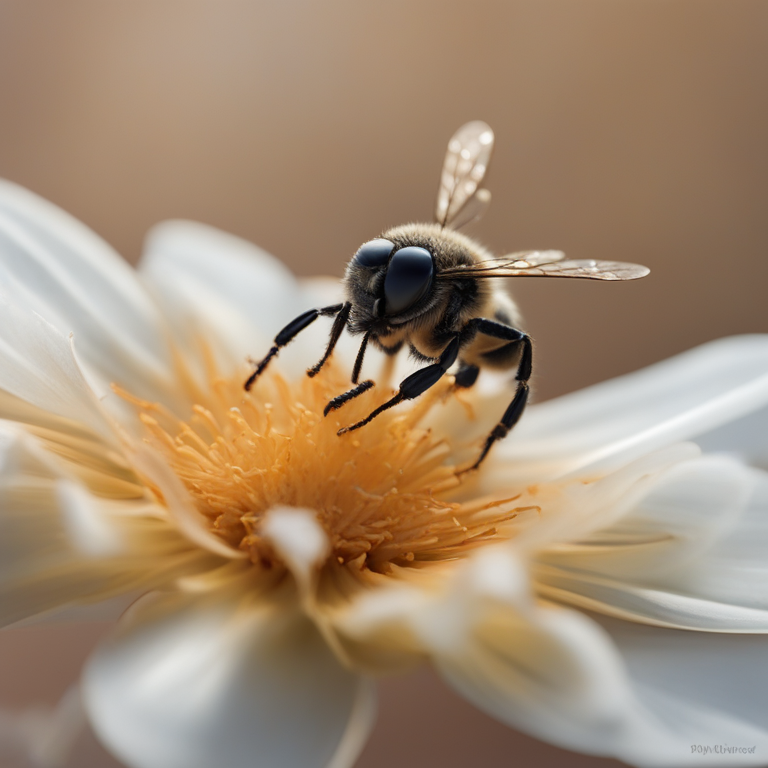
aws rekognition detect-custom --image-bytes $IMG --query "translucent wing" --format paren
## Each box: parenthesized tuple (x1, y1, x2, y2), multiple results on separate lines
(435, 121, 494, 229)
(438, 257, 650, 281)
(488, 249, 567, 268)
(447, 188, 492, 230)
(435, 250, 565, 277)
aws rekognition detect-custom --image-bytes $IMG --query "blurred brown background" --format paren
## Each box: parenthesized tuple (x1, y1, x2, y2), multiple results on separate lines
(0, 1, 766, 766)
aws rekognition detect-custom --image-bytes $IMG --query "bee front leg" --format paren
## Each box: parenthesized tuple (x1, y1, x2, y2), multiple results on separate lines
(324, 380, 375, 416)
(337, 337, 460, 435)
(307, 302, 352, 377)
(244, 302, 349, 390)
(323, 337, 405, 416)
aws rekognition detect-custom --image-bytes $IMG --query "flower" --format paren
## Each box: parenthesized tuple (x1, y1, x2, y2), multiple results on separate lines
(1, 178, 767, 768)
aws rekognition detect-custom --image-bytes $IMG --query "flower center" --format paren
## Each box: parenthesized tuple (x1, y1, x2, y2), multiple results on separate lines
(119, 364, 534, 574)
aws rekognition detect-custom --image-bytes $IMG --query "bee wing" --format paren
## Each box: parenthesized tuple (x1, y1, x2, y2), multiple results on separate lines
(446, 188, 492, 231)
(496, 249, 567, 268)
(438, 257, 650, 281)
(435, 250, 566, 276)
(435, 121, 494, 229)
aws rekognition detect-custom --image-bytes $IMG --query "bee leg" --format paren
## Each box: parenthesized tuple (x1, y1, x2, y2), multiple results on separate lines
(324, 380, 375, 416)
(307, 302, 352, 377)
(323, 331, 376, 416)
(457, 319, 532, 472)
(324, 336, 405, 415)
(463, 384, 529, 472)
(351, 331, 371, 383)
(338, 337, 460, 435)
(244, 302, 349, 390)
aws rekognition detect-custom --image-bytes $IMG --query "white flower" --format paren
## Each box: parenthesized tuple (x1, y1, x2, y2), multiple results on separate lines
(1, 178, 767, 768)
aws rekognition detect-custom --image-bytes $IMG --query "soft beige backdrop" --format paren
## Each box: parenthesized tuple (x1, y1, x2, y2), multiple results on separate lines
(0, 2, 766, 766)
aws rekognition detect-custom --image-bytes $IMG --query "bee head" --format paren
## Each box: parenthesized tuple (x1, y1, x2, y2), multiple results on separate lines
(344, 237, 435, 327)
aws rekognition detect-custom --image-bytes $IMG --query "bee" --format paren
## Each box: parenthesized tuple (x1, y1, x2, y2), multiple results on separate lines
(245, 121, 649, 470)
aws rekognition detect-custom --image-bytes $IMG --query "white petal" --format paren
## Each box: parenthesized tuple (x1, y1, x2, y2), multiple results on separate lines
(594, 615, 768, 765)
(538, 574, 768, 633)
(0, 423, 204, 628)
(140, 222, 363, 381)
(494, 336, 768, 480)
(140, 221, 307, 373)
(674, 467, 768, 607)
(536, 457, 768, 631)
(0, 295, 115, 442)
(696, 399, 768, 470)
(330, 543, 768, 765)
(260, 506, 329, 596)
(322, 446, 695, 675)
(511, 443, 699, 552)
(57, 481, 126, 557)
(141, 220, 300, 336)
(326, 552, 535, 674)
(0, 180, 177, 403)
(428, 549, 768, 766)
(83, 591, 375, 768)
(0, 425, 117, 626)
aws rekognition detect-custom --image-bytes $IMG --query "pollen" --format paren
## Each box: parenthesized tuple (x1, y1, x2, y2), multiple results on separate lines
(117, 362, 534, 576)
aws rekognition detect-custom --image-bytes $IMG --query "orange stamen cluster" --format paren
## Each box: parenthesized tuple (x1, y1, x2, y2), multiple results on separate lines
(119, 364, 533, 574)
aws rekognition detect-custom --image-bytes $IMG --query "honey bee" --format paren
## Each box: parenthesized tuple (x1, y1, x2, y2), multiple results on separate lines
(245, 121, 649, 470)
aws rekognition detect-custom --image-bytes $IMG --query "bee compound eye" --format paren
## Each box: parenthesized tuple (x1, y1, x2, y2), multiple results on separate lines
(353, 238, 395, 267)
(383, 246, 434, 315)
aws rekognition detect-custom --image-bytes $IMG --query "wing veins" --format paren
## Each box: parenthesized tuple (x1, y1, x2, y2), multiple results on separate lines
(435, 121, 495, 229)
(437, 258, 650, 281)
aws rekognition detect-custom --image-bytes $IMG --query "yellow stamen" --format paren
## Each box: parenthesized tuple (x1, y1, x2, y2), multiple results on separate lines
(115, 363, 534, 576)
